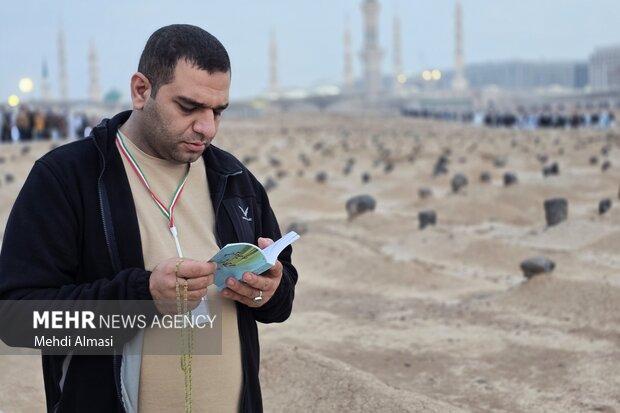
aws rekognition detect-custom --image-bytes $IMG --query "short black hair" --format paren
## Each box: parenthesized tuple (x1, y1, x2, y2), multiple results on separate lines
(138, 24, 231, 96)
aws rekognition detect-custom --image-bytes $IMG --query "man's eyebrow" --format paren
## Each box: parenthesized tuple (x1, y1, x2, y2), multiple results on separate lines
(176, 96, 229, 111)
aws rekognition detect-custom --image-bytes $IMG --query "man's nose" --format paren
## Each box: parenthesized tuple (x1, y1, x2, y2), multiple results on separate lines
(193, 110, 217, 138)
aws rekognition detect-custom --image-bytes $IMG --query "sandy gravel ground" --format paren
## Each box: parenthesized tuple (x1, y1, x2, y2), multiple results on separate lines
(0, 114, 619, 412)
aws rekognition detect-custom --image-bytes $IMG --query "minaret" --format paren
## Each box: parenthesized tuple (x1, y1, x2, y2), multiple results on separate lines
(57, 22, 69, 101)
(452, 0, 468, 91)
(41, 59, 52, 101)
(360, 0, 384, 102)
(269, 30, 279, 95)
(89, 40, 102, 102)
(343, 16, 354, 91)
(392, 12, 403, 95)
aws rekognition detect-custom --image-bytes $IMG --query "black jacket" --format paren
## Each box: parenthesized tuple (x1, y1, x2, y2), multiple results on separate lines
(0, 111, 297, 412)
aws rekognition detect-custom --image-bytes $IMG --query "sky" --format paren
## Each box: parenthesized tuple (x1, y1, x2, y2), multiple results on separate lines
(1, 0, 619, 102)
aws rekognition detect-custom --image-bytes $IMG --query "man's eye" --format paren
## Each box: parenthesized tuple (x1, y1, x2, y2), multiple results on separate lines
(179, 106, 194, 113)
(214, 110, 223, 117)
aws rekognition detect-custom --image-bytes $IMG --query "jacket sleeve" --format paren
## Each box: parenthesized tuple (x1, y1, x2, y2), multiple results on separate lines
(0, 159, 153, 302)
(250, 181, 298, 324)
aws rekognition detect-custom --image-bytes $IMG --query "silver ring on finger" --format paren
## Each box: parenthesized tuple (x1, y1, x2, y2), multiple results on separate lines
(254, 290, 263, 302)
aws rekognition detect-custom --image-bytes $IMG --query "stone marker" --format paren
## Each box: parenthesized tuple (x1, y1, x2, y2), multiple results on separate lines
(269, 157, 282, 168)
(544, 198, 568, 226)
(361, 172, 371, 184)
(343, 158, 355, 175)
(418, 187, 433, 200)
(503, 172, 518, 187)
(5, 173, 15, 184)
(451, 173, 468, 193)
(601, 144, 611, 156)
(493, 157, 507, 168)
(601, 160, 611, 172)
(542, 162, 559, 177)
(479, 172, 492, 183)
(286, 221, 309, 236)
(242, 155, 257, 165)
(599, 198, 612, 215)
(418, 210, 437, 230)
(520, 256, 555, 279)
(299, 153, 311, 167)
(316, 172, 328, 183)
(263, 177, 277, 192)
(433, 156, 449, 176)
(346, 194, 377, 220)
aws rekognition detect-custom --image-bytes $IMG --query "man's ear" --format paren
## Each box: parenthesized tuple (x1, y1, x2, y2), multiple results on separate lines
(129, 72, 152, 110)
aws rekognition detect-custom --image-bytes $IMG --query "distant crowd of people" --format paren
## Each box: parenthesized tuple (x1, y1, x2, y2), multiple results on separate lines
(401, 108, 617, 129)
(0, 105, 97, 143)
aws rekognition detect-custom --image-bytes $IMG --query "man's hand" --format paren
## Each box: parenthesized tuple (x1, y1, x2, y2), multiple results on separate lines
(149, 258, 216, 315)
(220, 237, 283, 307)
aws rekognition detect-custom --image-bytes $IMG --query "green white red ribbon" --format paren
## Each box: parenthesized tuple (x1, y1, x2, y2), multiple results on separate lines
(116, 131, 190, 256)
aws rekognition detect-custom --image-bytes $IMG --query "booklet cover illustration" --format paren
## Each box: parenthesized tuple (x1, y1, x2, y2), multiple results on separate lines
(210, 231, 300, 289)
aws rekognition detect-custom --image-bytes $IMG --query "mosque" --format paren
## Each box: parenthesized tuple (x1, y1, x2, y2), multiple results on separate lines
(257, 0, 472, 114)
(257, 0, 619, 115)
(15, 0, 620, 116)
(28, 1, 470, 110)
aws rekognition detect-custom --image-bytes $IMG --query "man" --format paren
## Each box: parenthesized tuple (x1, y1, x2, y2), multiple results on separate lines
(0, 24, 297, 412)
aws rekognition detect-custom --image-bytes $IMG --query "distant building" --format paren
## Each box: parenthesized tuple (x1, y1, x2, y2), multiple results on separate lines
(360, 0, 384, 102)
(269, 30, 279, 96)
(452, 0, 468, 91)
(589, 45, 620, 91)
(434, 60, 588, 90)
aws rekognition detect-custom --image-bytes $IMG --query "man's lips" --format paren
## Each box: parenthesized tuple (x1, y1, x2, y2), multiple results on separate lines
(183, 141, 206, 151)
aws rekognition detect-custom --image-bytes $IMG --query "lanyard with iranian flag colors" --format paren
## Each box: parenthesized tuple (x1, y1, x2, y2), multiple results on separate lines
(115, 131, 190, 258)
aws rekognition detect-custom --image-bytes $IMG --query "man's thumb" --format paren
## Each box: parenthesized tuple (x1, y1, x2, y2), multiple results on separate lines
(258, 237, 274, 248)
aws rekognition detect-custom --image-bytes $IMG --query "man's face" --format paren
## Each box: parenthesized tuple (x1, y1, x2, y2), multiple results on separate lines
(140, 59, 230, 163)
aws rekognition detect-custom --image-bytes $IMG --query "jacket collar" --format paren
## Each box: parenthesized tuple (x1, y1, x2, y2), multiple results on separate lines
(91, 110, 131, 159)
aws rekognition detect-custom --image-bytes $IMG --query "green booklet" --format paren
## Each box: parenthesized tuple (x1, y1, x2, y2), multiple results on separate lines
(210, 231, 300, 290)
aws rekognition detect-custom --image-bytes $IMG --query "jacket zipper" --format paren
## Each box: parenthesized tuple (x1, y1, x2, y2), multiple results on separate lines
(211, 169, 250, 412)
(93, 137, 126, 411)
(212, 170, 242, 247)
